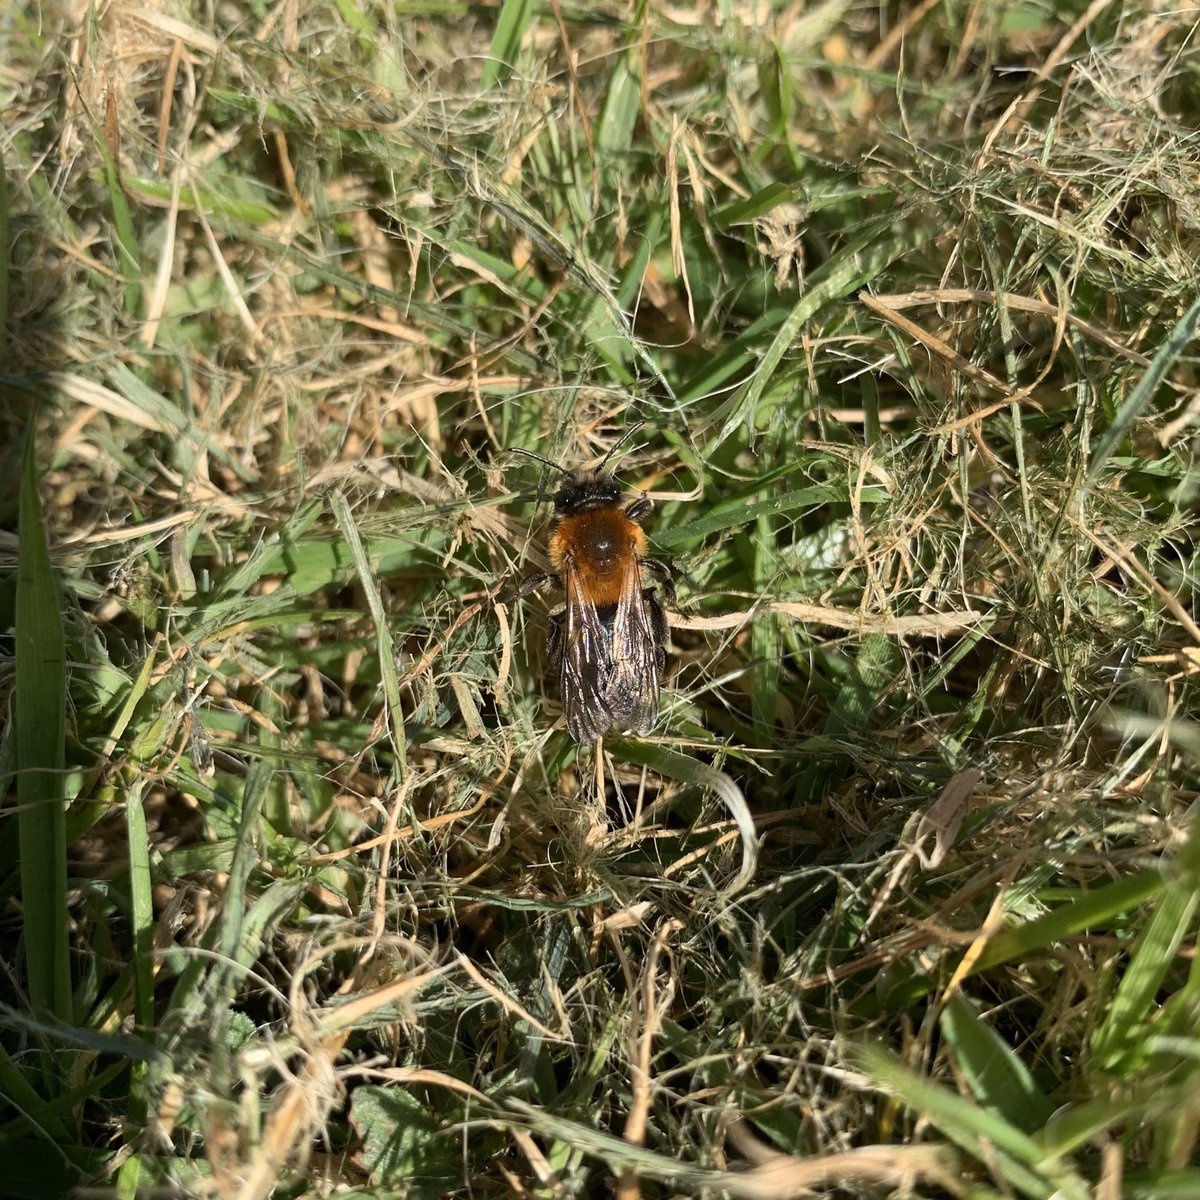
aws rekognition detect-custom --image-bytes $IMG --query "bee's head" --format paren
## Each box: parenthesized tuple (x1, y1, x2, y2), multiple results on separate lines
(552, 470, 623, 515)
(510, 423, 645, 512)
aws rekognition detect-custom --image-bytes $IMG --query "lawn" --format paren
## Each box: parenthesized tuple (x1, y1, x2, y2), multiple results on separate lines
(3, 2, 1200, 1197)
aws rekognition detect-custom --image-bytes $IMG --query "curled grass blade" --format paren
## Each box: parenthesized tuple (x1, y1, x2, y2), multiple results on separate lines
(611, 741, 759, 894)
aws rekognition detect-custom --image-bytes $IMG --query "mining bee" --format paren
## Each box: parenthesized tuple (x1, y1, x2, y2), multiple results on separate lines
(514, 433, 675, 742)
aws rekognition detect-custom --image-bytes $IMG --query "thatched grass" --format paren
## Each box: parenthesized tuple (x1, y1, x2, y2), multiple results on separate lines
(3, 2, 1200, 1197)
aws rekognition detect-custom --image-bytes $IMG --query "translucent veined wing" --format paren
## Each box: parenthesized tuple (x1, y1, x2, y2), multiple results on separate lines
(606, 555, 660, 736)
(558, 560, 617, 742)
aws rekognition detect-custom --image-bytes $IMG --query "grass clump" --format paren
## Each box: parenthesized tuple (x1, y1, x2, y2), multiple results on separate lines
(3, 2, 1200, 1197)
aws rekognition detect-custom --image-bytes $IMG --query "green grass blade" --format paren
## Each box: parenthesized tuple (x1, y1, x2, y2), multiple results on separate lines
(940, 992, 1054, 1132)
(0, 1038, 71, 1145)
(114, 779, 155, 1199)
(480, 0, 533, 88)
(220, 761, 270, 961)
(1124, 1169, 1200, 1198)
(94, 131, 142, 317)
(15, 429, 70, 1028)
(1105, 902, 1200, 1056)
(749, 511, 780, 732)
(858, 1045, 1090, 1200)
(331, 490, 408, 780)
(1087, 293, 1200, 480)
(654, 482, 888, 549)
(1036, 1084, 1170, 1159)
(828, 633, 893, 735)
(713, 182, 797, 230)
(967, 869, 1164, 978)
(0, 140, 10, 342)
(1091, 814, 1200, 1072)
(596, 45, 641, 154)
(710, 221, 927, 449)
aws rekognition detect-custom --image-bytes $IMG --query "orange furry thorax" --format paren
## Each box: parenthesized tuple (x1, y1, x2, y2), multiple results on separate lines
(549, 507, 646, 608)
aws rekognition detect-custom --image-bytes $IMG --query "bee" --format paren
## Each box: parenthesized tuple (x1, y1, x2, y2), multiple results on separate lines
(514, 434, 676, 743)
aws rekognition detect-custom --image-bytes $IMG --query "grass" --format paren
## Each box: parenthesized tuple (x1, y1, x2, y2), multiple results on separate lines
(2, 1, 1200, 1197)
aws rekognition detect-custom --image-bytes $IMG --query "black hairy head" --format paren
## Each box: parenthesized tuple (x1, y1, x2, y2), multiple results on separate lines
(553, 471, 623, 515)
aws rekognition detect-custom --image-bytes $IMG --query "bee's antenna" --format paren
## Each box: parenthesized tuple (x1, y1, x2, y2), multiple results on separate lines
(509, 447, 567, 475)
(598, 420, 646, 473)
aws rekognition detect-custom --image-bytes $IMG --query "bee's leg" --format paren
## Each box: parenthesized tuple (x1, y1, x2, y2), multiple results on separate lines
(641, 557, 676, 607)
(644, 589, 669, 672)
(516, 571, 561, 599)
(546, 608, 566, 672)
(625, 495, 652, 521)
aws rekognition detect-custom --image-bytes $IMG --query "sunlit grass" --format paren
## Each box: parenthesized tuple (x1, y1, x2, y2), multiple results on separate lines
(2, 2, 1200, 1197)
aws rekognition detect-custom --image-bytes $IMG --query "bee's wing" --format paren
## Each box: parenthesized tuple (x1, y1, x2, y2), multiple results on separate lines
(607, 556, 661, 736)
(559, 562, 616, 742)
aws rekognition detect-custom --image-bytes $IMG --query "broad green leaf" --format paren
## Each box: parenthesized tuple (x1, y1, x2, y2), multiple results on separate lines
(350, 1085, 457, 1189)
